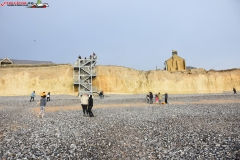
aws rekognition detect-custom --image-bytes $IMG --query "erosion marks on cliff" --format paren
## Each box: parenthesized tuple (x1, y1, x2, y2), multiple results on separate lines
(93, 66, 240, 94)
(0, 64, 73, 96)
(0, 65, 240, 95)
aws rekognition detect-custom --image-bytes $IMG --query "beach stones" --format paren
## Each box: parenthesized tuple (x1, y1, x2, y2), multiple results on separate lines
(0, 94, 240, 159)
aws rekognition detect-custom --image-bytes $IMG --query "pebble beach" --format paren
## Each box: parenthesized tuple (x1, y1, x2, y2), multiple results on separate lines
(0, 93, 240, 159)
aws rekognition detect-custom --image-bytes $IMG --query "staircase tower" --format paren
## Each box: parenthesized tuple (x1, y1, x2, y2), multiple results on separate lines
(73, 54, 97, 96)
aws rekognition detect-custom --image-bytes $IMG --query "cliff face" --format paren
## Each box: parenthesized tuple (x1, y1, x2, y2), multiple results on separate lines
(0, 65, 73, 96)
(0, 65, 239, 96)
(92, 66, 240, 94)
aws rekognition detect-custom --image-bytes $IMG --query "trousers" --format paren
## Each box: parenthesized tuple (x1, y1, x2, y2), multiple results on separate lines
(88, 105, 94, 116)
(81, 105, 88, 115)
(165, 99, 168, 104)
(30, 97, 34, 102)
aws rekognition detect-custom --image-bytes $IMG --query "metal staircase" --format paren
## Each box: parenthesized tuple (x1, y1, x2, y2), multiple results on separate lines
(73, 55, 97, 96)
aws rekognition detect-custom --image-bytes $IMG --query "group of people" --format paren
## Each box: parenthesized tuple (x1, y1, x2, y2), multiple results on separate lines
(29, 91, 50, 118)
(78, 52, 97, 61)
(30, 91, 50, 102)
(80, 94, 94, 117)
(38, 92, 49, 118)
(33, 87, 237, 119)
(146, 92, 168, 104)
(33, 91, 95, 118)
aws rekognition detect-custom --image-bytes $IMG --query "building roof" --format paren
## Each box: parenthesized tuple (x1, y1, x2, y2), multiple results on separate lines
(0, 58, 13, 64)
(165, 54, 185, 63)
(0, 58, 54, 65)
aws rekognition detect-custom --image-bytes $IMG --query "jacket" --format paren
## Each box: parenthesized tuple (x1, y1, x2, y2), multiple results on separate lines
(164, 93, 168, 99)
(88, 97, 93, 106)
(31, 92, 35, 97)
(158, 93, 162, 100)
(149, 93, 153, 98)
(81, 95, 89, 105)
(40, 98, 47, 106)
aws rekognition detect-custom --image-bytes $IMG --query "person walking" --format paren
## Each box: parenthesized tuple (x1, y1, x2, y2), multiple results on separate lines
(149, 92, 153, 104)
(38, 93, 47, 118)
(81, 94, 89, 116)
(99, 91, 104, 99)
(164, 92, 168, 104)
(30, 91, 35, 102)
(88, 95, 94, 117)
(47, 92, 51, 102)
(233, 88, 237, 94)
(158, 92, 162, 104)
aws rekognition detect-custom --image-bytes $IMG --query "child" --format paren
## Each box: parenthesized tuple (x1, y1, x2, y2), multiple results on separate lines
(38, 93, 47, 118)
(146, 94, 150, 103)
(155, 94, 159, 103)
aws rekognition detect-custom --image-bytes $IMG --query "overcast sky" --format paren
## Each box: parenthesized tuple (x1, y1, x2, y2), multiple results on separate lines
(1, 0, 240, 71)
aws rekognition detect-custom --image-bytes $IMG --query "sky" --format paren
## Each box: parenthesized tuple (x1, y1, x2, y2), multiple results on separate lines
(0, 0, 240, 71)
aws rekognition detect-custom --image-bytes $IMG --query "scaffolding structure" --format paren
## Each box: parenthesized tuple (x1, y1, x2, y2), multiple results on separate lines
(73, 56, 97, 96)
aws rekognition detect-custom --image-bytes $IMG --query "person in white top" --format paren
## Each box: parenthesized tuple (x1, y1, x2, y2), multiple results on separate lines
(81, 94, 89, 116)
(47, 92, 50, 102)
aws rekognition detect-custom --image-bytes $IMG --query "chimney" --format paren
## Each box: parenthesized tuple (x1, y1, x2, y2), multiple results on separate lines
(172, 50, 178, 56)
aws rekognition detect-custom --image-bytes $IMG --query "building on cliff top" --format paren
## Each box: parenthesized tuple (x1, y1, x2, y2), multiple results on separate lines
(0, 58, 54, 65)
(164, 50, 186, 71)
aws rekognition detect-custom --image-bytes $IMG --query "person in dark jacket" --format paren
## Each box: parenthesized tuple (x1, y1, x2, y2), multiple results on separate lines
(233, 88, 237, 94)
(164, 92, 168, 104)
(149, 92, 153, 104)
(99, 91, 104, 99)
(88, 95, 94, 117)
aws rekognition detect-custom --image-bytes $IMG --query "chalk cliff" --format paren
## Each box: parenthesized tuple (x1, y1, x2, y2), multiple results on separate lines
(0, 64, 239, 96)
(0, 64, 73, 96)
(92, 66, 240, 94)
